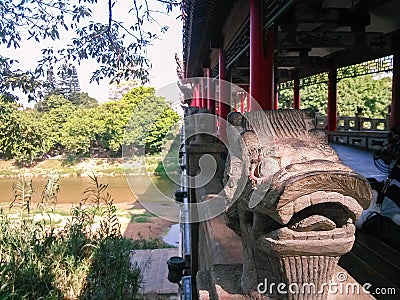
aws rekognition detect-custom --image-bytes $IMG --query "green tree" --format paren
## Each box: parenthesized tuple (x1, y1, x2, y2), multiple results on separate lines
(40, 95, 76, 155)
(97, 86, 161, 153)
(59, 86, 180, 156)
(0, 97, 44, 164)
(279, 74, 392, 118)
(69, 92, 98, 108)
(122, 89, 180, 154)
(145, 105, 180, 154)
(35, 92, 97, 112)
(35, 93, 72, 112)
(337, 75, 391, 118)
(61, 107, 100, 155)
(279, 83, 328, 113)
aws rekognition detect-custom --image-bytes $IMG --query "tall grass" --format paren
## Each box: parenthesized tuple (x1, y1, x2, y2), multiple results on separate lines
(0, 174, 165, 299)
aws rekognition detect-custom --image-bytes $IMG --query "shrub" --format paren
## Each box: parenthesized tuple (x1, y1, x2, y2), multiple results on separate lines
(0, 174, 158, 299)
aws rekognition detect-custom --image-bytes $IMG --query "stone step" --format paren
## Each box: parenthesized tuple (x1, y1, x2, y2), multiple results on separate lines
(130, 248, 179, 299)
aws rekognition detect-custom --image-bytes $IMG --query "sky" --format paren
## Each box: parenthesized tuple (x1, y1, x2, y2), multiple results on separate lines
(0, 1, 183, 106)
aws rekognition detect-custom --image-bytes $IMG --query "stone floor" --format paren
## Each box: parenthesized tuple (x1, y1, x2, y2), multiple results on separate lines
(330, 143, 388, 181)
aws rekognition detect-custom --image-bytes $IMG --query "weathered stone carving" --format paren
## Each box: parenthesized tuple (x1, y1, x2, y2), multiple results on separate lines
(223, 109, 372, 299)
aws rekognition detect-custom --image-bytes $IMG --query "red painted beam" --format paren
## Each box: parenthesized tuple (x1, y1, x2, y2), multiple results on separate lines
(249, 0, 274, 110)
(293, 78, 300, 109)
(327, 69, 337, 132)
(391, 51, 400, 131)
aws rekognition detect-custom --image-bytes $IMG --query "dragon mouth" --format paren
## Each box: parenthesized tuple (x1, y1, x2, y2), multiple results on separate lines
(257, 223, 355, 257)
(272, 191, 363, 225)
(255, 191, 362, 257)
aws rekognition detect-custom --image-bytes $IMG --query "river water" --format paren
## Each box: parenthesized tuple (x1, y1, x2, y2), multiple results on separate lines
(1, 174, 181, 244)
(0, 175, 177, 205)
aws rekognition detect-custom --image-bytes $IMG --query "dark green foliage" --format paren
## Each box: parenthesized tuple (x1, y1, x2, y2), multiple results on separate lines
(130, 235, 175, 250)
(278, 74, 392, 118)
(0, 97, 45, 164)
(35, 92, 98, 112)
(337, 75, 392, 118)
(81, 237, 141, 299)
(0, 174, 171, 299)
(70, 92, 98, 108)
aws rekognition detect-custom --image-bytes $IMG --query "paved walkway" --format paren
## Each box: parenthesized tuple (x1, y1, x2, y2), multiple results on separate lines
(330, 143, 388, 181)
(130, 248, 179, 299)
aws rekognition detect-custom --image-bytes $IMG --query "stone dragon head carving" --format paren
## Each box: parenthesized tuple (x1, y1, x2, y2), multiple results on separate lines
(223, 109, 372, 299)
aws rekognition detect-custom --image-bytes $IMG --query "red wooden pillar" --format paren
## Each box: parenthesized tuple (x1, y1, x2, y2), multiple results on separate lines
(247, 91, 251, 112)
(327, 68, 337, 132)
(219, 48, 230, 141)
(198, 83, 203, 108)
(240, 93, 245, 113)
(201, 78, 208, 108)
(204, 68, 214, 114)
(192, 85, 200, 107)
(191, 86, 196, 107)
(249, 0, 274, 110)
(293, 78, 300, 109)
(241, 84, 250, 112)
(391, 51, 400, 131)
(206, 69, 216, 115)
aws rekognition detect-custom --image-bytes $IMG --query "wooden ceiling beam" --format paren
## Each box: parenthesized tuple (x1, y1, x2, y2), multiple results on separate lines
(275, 56, 327, 67)
(276, 31, 390, 49)
(291, 7, 370, 26)
(276, 69, 298, 81)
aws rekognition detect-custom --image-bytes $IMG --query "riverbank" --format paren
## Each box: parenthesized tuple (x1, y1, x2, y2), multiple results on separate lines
(1, 200, 176, 243)
(0, 157, 179, 243)
(0, 156, 166, 178)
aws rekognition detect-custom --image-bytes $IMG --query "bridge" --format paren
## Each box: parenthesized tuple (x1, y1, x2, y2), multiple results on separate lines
(167, 1, 400, 299)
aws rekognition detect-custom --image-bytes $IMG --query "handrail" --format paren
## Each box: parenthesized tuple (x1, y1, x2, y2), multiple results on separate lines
(316, 115, 390, 131)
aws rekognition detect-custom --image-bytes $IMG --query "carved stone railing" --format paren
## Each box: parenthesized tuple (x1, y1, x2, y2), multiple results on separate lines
(315, 114, 390, 150)
(315, 115, 390, 131)
(223, 109, 372, 299)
